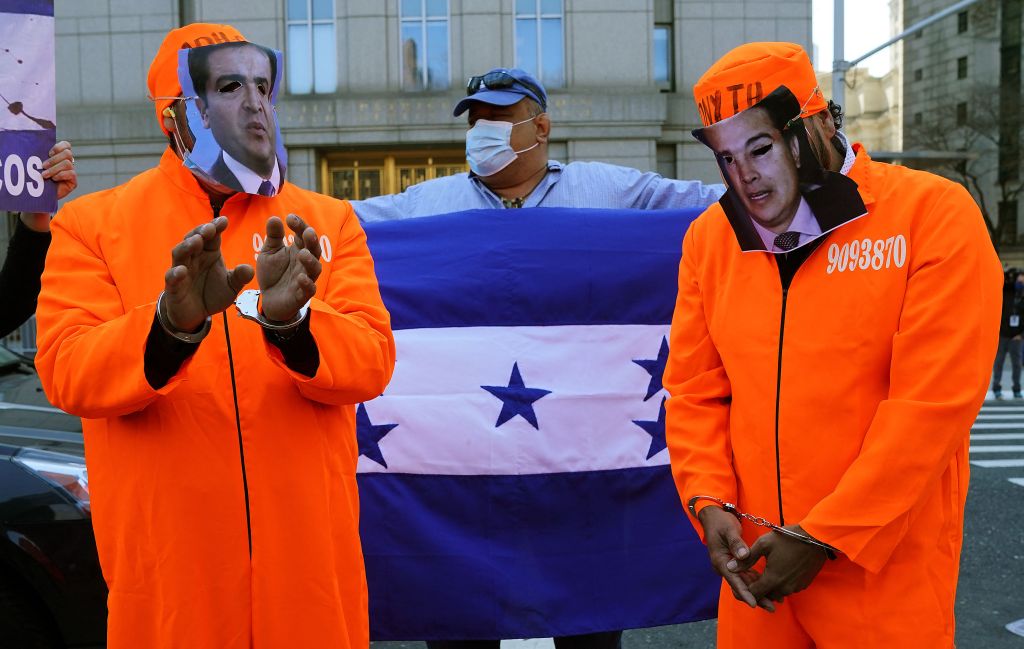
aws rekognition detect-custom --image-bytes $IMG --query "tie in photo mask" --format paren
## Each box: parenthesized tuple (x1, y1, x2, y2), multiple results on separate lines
(175, 41, 287, 196)
(692, 86, 866, 254)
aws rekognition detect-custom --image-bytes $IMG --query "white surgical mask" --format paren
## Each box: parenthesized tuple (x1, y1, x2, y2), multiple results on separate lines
(465, 116, 539, 177)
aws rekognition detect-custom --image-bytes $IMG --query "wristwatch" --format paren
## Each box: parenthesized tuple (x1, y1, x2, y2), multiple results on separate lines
(234, 289, 310, 331)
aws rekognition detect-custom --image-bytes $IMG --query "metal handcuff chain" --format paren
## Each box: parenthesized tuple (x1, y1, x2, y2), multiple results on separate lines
(688, 495, 839, 560)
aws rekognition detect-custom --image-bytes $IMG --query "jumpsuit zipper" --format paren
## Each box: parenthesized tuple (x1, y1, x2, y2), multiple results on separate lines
(774, 285, 788, 526)
(212, 199, 254, 557)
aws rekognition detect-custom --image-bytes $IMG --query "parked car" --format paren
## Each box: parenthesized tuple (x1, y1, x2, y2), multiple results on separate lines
(0, 344, 106, 648)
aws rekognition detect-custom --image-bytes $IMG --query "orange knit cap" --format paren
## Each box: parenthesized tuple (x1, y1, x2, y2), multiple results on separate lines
(146, 23, 247, 135)
(693, 42, 826, 127)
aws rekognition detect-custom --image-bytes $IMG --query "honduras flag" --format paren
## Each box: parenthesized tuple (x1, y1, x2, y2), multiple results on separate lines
(359, 207, 718, 640)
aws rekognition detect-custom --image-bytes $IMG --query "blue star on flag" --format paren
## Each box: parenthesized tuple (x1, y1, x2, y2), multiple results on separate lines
(481, 362, 552, 429)
(357, 403, 398, 468)
(633, 397, 667, 460)
(633, 336, 669, 401)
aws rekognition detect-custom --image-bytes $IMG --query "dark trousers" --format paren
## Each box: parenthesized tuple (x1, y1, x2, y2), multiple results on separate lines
(992, 336, 1022, 394)
(427, 630, 623, 649)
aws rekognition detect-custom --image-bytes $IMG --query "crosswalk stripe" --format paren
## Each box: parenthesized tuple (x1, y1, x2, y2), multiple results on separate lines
(980, 406, 1024, 412)
(971, 423, 1024, 430)
(969, 445, 1024, 453)
(971, 433, 1024, 440)
(970, 459, 1024, 468)
(975, 414, 1024, 420)
(1009, 478, 1024, 488)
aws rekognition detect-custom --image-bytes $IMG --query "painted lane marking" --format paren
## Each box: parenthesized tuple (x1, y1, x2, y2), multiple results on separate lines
(969, 445, 1024, 453)
(1006, 618, 1024, 638)
(971, 459, 1024, 468)
(971, 423, 1024, 430)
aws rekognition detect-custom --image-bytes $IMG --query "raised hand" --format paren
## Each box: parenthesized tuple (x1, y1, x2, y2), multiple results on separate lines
(256, 214, 322, 322)
(20, 141, 79, 233)
(163, 216, 255, 332)
(44, 140, 77, 200)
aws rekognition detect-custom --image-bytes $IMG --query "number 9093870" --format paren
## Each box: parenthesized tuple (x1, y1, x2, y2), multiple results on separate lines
(826, 235, 907, 274)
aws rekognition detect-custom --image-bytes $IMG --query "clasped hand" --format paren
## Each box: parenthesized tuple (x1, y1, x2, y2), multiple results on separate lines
(698, 506, 827, 613)
(163, 214, 322, 332)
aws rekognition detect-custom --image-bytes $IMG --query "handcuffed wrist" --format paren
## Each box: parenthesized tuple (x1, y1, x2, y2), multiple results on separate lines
(234, 289, 311, 333)
(156, 291, 211, 344)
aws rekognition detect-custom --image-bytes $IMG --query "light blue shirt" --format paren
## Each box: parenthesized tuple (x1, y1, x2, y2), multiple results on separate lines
(351, 160, 724, 222)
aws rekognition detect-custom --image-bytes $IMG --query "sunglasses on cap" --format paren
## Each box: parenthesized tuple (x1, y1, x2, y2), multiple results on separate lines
(466, 71, 546, 110)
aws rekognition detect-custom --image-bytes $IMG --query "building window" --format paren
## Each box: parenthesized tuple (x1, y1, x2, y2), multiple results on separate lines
(323, 149, 466, 200)
(400, 0, 450, 90)
(286, 0, 337, 94)
(957, 56, 968, 79)
(914, 68, 923, 81)
(958, 10, 968, 33)
(653, 24, 673, 91)
(914, 112, 923, 125)
(515, 0, 564, 88)
(956, 102, 968, 125)
(656, 144, 675, 179)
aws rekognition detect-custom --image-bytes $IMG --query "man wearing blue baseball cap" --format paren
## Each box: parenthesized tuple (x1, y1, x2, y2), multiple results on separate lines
(352, 67, 722, 220)
(353, 67, 721, 649)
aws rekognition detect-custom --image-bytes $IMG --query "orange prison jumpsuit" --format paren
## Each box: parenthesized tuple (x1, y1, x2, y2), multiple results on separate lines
(665, 146, 1001, 648)
(35, 149, 396, 649)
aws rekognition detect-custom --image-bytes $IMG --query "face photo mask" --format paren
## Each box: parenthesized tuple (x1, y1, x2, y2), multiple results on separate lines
(692, 86, 866, 254)
(176, 41, 287, 196)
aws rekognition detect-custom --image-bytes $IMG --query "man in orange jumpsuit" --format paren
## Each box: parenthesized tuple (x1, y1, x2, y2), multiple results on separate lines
(34, 23, 395, 649)
(664, 42, 1001, 647)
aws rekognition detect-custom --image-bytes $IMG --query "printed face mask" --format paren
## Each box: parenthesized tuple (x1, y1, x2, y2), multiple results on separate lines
(465, 116, 539, 177)
(173, 41, 288, 196)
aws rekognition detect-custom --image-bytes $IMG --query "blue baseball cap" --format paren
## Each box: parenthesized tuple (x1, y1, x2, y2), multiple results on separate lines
(453, 68, 548, 117)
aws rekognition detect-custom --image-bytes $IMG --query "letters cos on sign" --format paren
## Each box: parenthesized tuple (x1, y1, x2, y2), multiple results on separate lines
(0, 154, 46, 199)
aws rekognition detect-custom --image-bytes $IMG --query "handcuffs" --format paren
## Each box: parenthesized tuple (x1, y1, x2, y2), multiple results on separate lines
(688, 495, 839, 560)
(234, 289, 310, 339)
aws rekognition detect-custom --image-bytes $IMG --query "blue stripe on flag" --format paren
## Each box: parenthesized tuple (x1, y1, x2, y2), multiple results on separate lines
(358, 467, 719, 640)
(363, 207, 700, 330)
(0, 0, 53, 16)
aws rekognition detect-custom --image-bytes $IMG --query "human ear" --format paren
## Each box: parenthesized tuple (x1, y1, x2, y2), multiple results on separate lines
(534, 113, 551, 143)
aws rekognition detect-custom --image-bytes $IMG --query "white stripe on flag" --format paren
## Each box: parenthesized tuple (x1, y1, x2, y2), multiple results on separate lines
(359, 324, 671, 475)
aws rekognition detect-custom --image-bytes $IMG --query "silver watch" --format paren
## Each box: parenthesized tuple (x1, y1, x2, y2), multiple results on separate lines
(234, 289, 310, 331)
